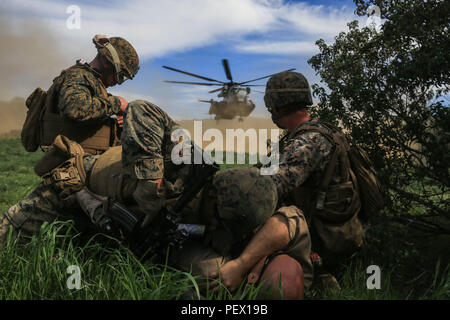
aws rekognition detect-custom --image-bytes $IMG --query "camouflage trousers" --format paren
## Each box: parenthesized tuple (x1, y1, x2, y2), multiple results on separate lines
(0, 183, 90, 248)
(0, 155, 99, 248)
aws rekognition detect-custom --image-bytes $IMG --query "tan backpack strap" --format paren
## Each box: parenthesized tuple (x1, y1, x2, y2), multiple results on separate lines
(315, 143, 340, 210)
(292, 121, 352, 210)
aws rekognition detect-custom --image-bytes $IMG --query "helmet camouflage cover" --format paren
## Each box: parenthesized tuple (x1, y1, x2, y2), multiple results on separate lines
(264, 71, 313, 112)
(212, 167, 278, 242)
(95, 36, 140, 80)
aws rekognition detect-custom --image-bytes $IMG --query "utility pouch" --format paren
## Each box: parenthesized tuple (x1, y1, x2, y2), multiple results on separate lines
(36, 135, 88, 200)
(42, 157, 85, 200)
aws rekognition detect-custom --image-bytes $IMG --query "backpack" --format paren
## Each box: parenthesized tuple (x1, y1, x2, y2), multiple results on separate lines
(346, 139, 384, 220)
(315, 121, 384, 221)
(21, 87, 47, 152)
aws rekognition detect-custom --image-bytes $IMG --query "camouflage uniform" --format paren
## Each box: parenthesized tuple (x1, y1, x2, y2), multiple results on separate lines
(119, 100, 187, 222)
(264, 71, 363, 284)
(271, 122, 334, 197)
(56, 36, 139, 122)
(121, 100, 181, 181)
(0, 99, 181, 246)
(39, 36, 139, 154)
(0, 156, 99, 247)
(55, 62, 122, 122)
(169, 167, 314, 291)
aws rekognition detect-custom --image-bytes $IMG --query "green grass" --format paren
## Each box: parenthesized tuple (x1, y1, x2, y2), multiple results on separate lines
(0, 220, 277, 300)
(0, 138, 449, 300)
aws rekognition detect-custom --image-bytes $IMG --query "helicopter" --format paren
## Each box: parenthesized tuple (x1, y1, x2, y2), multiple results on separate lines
(163, 59, 295, 122)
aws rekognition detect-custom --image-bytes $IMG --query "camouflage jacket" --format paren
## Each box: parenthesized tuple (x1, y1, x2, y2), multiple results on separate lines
(269, 120, 337, 203)
(55, 60, 121, 122)
(121, 100, 183, 181)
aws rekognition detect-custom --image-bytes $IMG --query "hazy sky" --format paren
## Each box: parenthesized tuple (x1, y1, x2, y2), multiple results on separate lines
(0, 0, 366, 120)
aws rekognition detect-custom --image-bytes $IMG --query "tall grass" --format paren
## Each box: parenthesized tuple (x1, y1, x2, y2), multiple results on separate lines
(0, 139, 448, 300)
(0, 220, 278, 300)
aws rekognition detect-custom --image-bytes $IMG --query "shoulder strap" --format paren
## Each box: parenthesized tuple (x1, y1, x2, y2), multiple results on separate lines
(290, 121, 336, 146)
(292, 121, 353, 209)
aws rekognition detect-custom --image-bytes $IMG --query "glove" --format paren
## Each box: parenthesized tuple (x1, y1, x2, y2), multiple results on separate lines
(132, 179, 166, 228)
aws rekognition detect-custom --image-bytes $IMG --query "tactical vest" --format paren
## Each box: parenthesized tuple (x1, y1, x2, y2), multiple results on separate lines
(40, 65, 118, 155)
(285, 121, 364, 263)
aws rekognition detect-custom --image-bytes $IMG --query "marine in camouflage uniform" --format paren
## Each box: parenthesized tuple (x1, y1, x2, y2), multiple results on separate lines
(39, 35, 139, 154)
(120, 99, 187, 224)
(0, 35, 140, 247)
(0, 99, 183, 248)
(170, 166, 313, 298)
(263, 71, 364, 288)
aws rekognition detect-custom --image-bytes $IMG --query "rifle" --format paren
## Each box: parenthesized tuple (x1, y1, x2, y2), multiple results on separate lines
(105, 141, 220, 260)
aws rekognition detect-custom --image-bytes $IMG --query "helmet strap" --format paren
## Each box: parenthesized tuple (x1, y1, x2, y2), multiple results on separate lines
(93, 35, 123, 84)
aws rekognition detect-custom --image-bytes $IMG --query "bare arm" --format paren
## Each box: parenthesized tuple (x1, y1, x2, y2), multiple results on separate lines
(210, 214, 290, 292)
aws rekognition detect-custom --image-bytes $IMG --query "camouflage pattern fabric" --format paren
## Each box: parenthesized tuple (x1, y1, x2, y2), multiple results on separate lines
(1, 98, 182, 247)
(0, 154, 100, 247)
(270, 119, 364, 267)
(0, 184, 89, 248)
(269, 120, 335, 198)
(96, 37, 139, 80)
(212, 167, 278, 243)
(121, 100, 182, 180)
(0, 183, 61, 247)
(170, 200, 314, 291)
(55, 62, 122, 122)
(264, 71, 313, 111)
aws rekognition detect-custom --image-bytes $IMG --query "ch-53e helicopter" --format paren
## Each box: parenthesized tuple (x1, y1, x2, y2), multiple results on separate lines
(163, 59, 295, 122)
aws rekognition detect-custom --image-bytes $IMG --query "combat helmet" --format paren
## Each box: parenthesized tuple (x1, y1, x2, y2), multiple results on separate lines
(93, 35, 139, 84)
(212, 167, 278, 242)
(264, 71, 313, 115)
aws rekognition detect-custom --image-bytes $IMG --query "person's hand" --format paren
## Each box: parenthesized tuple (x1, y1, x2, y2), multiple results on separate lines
(117, 115, 124, 127)
(117, 96, 128, 114)
(209, 258, 248, 293)
(116, 96, 128, 127)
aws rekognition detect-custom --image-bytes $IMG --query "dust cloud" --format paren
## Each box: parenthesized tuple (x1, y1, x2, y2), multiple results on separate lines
(0, 12, 69, 133)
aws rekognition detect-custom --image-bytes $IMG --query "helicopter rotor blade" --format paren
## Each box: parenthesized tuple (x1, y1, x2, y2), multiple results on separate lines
(164, 80, 222, 86)
(209, 87, 223, 94)
(163, 65, 225, 84)
(198, 99, 213, 103)
(237, 68, 296, 85)
(222, 59, 233, 82)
